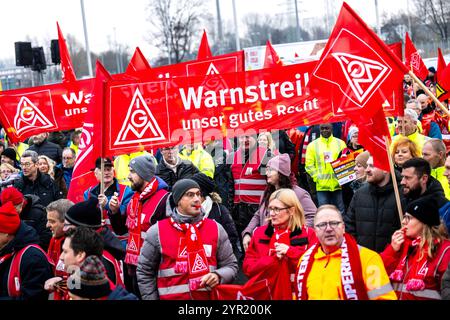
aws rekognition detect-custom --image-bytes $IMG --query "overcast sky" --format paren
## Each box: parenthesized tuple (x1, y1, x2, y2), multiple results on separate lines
(0, 0, 409, 63)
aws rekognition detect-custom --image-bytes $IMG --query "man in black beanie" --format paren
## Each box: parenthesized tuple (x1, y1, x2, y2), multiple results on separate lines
(122, 155, 169, 297)
(63, 197, 125, 288)
(137, 179, 238, 300)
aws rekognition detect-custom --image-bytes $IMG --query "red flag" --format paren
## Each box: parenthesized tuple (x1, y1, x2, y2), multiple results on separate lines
(388, 42, 402, 60)
(67, 62, 111, 203)
(294, 52, 299, 58)
(436, 63, 450, 102)
(264, 41, 283, 69)
(437, 48, 447, 82)
(197, 30, 212, 60)
(312, 2, 407, 171)
(405, 32, 428, 80)
(57, 22, 77, 83)
(125, 47, 151, 76)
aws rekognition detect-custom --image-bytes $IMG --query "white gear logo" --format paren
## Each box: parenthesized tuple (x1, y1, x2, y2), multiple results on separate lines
(14, 95, 55, 135)
(72, 123, 94, 172)
(114, 88, 166, 145)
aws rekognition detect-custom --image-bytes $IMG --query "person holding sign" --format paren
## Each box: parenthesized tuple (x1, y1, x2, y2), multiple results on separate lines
(305, 123, 346, 214)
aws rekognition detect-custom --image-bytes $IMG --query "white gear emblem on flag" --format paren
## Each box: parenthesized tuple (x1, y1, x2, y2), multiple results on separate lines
(410, 52, 421, 70)
(114, 88, 166, 145)
(191, 253, 208, 273)
(332, 52, 389, 105)
(14, 95, 55, 135)
(72, 122, 94, 172)
(236, 291, 254, 300)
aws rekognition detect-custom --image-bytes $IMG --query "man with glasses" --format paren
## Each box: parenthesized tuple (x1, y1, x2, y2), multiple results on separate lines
(296, 204, 396, 300)
(14, 150, 63, 207)
(345, 155, 404, 252)
(57, 147, 76, 189)
(137, 179, 237, 300)
(156, 145, 199, 190)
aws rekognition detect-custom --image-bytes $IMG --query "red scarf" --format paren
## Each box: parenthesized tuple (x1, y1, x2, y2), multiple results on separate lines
(169, 216, 210, 292)
(125, 178, 159, 266)
(296, 233, 368, 300)
(268, 227, 290, 256)
(47, 236, 65, 266)
(389, 237, 431, 291)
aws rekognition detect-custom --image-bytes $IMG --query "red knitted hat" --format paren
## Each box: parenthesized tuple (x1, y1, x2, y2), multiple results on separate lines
(1, 187, 24, 206)
(0, 201, 20, 234)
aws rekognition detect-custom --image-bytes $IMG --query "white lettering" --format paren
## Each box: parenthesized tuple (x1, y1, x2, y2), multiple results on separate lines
(179, 86, 203, 110)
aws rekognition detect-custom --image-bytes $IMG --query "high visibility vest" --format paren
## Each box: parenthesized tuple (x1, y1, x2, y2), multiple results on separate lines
(305, 136, 346, 192)
(156, 218, 218, 300)
(114, 152, 155, 186)
(431, 166, 450, 200)
(231, 147, 267, 204)
(391, 131, 428, 155)
(179, 146, 215, 179)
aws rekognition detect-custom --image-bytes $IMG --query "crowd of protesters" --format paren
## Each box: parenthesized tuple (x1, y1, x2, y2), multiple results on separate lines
(0, 67, 450, 301)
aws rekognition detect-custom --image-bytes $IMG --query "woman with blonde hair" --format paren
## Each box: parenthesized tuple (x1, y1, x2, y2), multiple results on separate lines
(381, 196, 450, 300)
(391, 136, 421, 171)
(257, 132, 278, 155)
(243, 188, 317, 299)
(37, 155, 68, 197)
(0, 162, 19, 190)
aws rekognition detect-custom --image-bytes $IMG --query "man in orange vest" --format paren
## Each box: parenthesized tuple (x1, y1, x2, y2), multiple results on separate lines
(0, 201, 53, 300)
(137, 179, 238, 300)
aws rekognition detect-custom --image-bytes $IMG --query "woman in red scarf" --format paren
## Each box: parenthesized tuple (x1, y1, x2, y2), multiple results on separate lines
(381, 196, 450, 300)
(243, 188, 317, 299)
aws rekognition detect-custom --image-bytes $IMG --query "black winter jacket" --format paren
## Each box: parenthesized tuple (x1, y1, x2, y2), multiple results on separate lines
(27, 139, 63, 164)
(156, 158, 199, 191)
(345, 177, 405, 253)
(0, 223, 53, 300)
(14, 171, 63, 207)
(20, 194, 52, 251)
(405, 176, 448, 209)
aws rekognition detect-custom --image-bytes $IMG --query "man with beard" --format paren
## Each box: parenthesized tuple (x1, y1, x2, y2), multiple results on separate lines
(345, 156, 405, 252)
(27, 133, 63, 164)
(123, 155, 169, 297)
(401, 158, 448, 209)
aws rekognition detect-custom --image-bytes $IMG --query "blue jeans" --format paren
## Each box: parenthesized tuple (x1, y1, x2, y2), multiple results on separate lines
(316, 190, 345, 214)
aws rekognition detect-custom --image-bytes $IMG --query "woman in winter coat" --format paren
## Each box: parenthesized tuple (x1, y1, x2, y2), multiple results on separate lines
(381, 196, 450, 300)
(37, 155, 68, 197)
(243, 188, 317, 299)
(242, 153, 317, 251)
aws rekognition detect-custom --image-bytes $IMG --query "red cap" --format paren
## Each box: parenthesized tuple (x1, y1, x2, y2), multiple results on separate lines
(0, 201, 20, 234)
(1, 187, 24, 206)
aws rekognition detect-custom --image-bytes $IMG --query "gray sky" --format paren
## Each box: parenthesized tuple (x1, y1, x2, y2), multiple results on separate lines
(0, 0, 409, 63)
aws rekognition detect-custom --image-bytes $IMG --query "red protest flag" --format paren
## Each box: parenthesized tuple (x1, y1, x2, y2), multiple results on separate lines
(388, 42, 402, 60)
(436, 63, 450, 102)
(67, 61, 111, 203)
(264, 41, 283, 69)
(57, 22, 77, 83)
(437, 48, 447, 82)
(197, 30, 213, 60)
(312, 2, 407, 171)
(404, 32, 428, 80)
(125, 47, 151, 76)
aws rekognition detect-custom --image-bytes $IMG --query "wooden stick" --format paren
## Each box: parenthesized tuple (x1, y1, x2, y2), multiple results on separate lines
(409, 71, 450, 117)
(384, 136, 404, 222)
(100, 157, 105, 196)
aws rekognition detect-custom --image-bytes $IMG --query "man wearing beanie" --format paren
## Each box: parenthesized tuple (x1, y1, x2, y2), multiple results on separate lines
(123, 154, 169, 297)
(1, 187, 52, 251)
(1, 147, 19, 169)
(0, 201, 53, 300)
(68, 255, 137, 300)
(156, 145, 200, 190)
(381, 196, 450, 300)
(137, 179, 238, 300)
(83, 157, 134, 234)
(63, 197, 126, 290)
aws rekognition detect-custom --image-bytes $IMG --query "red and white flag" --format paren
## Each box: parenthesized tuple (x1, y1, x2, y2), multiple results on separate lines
(67, 62, 111, 203)
(125, 47, 151, 76)
(311, 2, 408, 171)
(263, 41, 283, 69)
(57, 22, 77, 83)
(405, 32, 428, 80)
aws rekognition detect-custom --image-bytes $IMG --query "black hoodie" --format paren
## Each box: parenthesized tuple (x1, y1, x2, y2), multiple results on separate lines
(20, 194, 52, 251)
(0, 223, 53, 300)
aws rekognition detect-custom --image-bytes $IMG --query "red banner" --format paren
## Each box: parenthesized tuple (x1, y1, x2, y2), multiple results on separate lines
(405, 32, 428, 80)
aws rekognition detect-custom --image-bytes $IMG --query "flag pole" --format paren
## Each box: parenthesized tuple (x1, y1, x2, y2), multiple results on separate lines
(409, 71, 450, 117)
(384, 136, 404, 221)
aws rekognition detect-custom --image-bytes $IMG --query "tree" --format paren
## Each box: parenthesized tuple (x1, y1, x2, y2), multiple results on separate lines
(413, 0, 450, 40)
(380, 12, 429, 44)
(65, 34, 97, 78)
(146, 0, 209, 63)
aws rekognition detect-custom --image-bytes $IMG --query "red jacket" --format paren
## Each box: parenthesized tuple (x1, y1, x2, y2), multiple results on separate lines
(243, 224, 317, 296)
(381, 239, 450, 300)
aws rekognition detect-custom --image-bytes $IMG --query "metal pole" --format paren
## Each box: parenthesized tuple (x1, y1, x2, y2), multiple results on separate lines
(216, 0, 223, 54)
(294, 0, 301, 41)
(80, 0, 93, 77)
(407, 0, 412, 36)
(114, 27, 121, 73)
(232, 0, 240, 51)
(375, 0, 381, 36)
